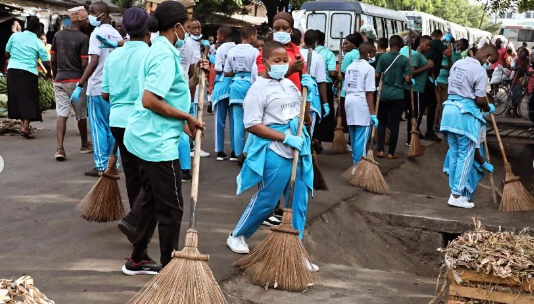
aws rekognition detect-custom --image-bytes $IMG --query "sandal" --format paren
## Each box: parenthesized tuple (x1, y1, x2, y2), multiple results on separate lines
(55, 148, 66, 161)
(20, 130, 35, 139)
(387, 154, 399, 160)
(376, 151, 385, 158)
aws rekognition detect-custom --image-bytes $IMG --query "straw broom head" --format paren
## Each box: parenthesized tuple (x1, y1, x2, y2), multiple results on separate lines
(342, 149, 389, 194)
(500, 163, 534, 212)
(233, 209, 319, 291)
(127, 229, 227, 304)
(332, 117, 348, 153)
(312, 151, 328, 191)
(408, 126, 424, 158)
(76, 154, 125, 222)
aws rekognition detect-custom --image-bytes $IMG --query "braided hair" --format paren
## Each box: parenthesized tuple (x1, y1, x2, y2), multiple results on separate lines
(147, 1, 189, 33)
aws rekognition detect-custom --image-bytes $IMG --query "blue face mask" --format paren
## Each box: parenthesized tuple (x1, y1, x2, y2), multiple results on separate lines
(368, 57, 375, 64)
(191, 34, 202, 41)
(483, 58, 491, 70)
(63, 18, 71, 28)
(174, 24, 187, 52)
(88, 14, 103, 27)
(266, 61, 289, 80)
(273, 32, 292, 44)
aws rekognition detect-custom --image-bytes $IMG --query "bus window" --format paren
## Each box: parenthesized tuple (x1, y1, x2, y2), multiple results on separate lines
(518, 29, 534, 42)
(386, 20, 394, 37)
(331, 13, 352, 39)
(375, 17, 384, 38)
(406, 16, 422, 32)
(503, 29, 519, 41)
(307, 13, 327, 33)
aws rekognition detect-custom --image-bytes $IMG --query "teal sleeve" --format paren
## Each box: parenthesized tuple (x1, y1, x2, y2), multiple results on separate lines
(37, 41, 49, 62)
(6, 35, 13, 53)
(144, 54, 176, 99)
(411, 52, 419, 68)
(101, 59, 109, 94)
(327, 52, 337, 72)
(376, 56, 385, 73)
(341, 54, 351, 73)
(404, 59, 413, 76)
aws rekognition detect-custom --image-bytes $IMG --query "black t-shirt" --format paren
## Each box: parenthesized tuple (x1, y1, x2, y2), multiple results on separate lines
(51, 29, 89, 82)
(426, 39, 446, 79)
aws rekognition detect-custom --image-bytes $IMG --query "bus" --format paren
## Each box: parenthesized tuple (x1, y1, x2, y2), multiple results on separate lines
(448, 21, 468, 39)
(400, 11, 448, 36)
(301, 1, 408, 51)
(466, 27, 492, 46)
(499, 24, 534, 49)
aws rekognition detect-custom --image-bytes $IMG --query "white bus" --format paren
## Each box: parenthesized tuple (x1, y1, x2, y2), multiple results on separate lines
(400, 11, 448, 36)
(448, 21, 468, 39)
(301, 1, 408, 51)
(466, 27, 492, 46)
(499, 24, 534, 49)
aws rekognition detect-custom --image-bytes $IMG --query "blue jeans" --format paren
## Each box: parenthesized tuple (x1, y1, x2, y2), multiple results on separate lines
(348, 125, 371, 164)
(88, 95, 116, 171)
(214, 98, 235, 153)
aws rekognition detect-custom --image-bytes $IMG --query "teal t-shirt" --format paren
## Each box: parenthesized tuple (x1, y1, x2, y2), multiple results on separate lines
(315, 45, 337, 83)
(6, 31, 49, 75)
(101, 41, 150, 128)
(341, 49, 360, 97)
(436, 51, 462, 85)
(124, 36, 191, 162)
(400, 46, 428, 93)
(376, 51, 412, 101)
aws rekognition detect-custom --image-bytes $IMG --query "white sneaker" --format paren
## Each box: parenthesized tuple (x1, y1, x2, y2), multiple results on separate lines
(303, 258, 320, 272)
(227, 234, 250, 254)
(347, 144, 352, 152)
(447, 195, 474, 209)
(190, 149, 211, 158)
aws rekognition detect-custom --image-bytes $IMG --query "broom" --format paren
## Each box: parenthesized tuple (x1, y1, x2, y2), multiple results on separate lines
(76, 141, 125, 222)
(489, 111, 534, 212)
(408, 39, 423, 158)
(483, 139, 498, 205)
(233, 50, 320, 292)
(126, 57, 226, 304)
(332, 31, 349, 154)
(342, 75, 389, 194)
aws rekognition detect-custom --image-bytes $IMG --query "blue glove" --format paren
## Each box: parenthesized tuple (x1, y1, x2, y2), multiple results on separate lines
(283, 134, 304, 151)
(202, 40, 210, 47)
(209, 53, 216, 65)
(332, 85, 338, 96)
(443, 33, 453, 42)
(322, 103, 330, 117)
(96, 35, 118, 48)
(371, 114, 379, 127)
(482, 162, 494, 173)
(428, 76, 437, 87)
(411, 79, 416, 86)
(488, 103, 495, 114)
(70, 85, 83, 103)
(301, 74, 315, 102)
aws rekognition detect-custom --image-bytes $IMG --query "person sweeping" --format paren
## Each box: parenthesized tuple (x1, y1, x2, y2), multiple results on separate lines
(440, 45, 498, 208)
(121, 1, 205, 274)
(226, 40, 318, 272)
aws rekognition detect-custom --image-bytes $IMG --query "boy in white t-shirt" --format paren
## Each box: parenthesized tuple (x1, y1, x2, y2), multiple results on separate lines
(343, 42, 378, 164)
(224, 25, 259, 163)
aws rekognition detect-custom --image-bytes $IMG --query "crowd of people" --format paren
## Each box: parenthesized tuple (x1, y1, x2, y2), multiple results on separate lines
(3, 1, 504, 275)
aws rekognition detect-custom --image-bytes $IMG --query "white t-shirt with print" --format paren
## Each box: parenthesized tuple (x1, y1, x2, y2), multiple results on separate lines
(299, 48, 327, 83)
(223, 44, 259, 74)
(448, 57, 488, 99)
(87, 24, 122, 96)
(243, 77, 302, 159)
(214, 42, 236, 72)
(343, 59, 376, 126)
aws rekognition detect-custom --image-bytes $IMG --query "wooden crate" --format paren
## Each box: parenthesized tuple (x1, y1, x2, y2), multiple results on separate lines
(447, 269, 534, 304)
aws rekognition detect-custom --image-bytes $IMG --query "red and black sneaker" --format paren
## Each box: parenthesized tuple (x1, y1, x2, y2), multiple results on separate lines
(122, 257, 162, 276)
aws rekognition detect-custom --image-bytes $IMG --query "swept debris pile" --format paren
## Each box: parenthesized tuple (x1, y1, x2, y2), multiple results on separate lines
(0, 276, 54, 304)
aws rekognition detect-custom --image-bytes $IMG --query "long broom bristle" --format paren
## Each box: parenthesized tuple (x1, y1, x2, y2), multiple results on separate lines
(342, 150, 389, 194)
(332, 117, 348, 154)
(127, 229, 227, 304)
(500, 163, 534, 212)
(233, 209, 319, 292)
(76, 155, 124, 222)
(408, 129, 423, 158)
(312, 152, 328, 191)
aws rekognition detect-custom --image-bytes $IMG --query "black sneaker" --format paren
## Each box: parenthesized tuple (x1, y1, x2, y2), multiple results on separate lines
(181, 170, 192, 182)
(122, 257, 162, 275)
(216, 151, 228, 161)
(85, 167, 103, 177)
(424, 131, 442, 143)
(262, 216, 282, 226)
(237, 154, 246, 166)
(207, 102, 213, 114)
(118, 220, 136, 244)
(229, 151, 238, 162)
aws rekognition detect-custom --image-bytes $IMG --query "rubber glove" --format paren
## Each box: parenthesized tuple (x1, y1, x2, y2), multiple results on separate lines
(202, 40, 210, 47)
(411, 79, 416, 86)
(371, 114, 379, 127)
(301, 74, 315, 102)
(96, 35, 118, 48)
(443, 33, 453, 42)
(488, 103, 496, 114)
(428, 76, 437, 87)
(70, 86, 83, 103)
(283, 134, 304, 151)
(322, 103, 330, 117)
(209, 53, 216, 65)
(482, 162, 494, 173)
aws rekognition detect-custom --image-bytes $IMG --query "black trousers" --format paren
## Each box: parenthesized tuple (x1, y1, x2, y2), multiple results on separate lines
(110, 127, 142, 226)
(314, 82, 335, 142)
(132, 159, 184, 266)
(417, 80, 437, 133)
(405, 89, 421, 144)
(377, 98, 405, 155)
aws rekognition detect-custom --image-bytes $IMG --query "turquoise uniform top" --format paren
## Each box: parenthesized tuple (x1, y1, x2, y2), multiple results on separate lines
(400, 46, 428, 93)
(341, 49, 360, 97)
(315, 45, 337, 83)
(124, 36, 191, 162)
(6, 31, 49, 75)
(101, 41, 150, 128)
(437, 52, 463, 85)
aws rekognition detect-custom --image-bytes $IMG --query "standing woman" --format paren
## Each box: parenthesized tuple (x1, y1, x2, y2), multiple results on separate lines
(6, 16, 52, 138)
(122, 1, 204, 274)
(339, 33, 364, 135)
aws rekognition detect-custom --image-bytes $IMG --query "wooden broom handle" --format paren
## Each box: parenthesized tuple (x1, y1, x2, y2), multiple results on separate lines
(487, 95, 508, 164)
(336, 31, 344, 118)
(370, 75, 383, 142)
(287, 49, 313, 209)
(189, 56, 206, 230)
(483, 139, 498, 205)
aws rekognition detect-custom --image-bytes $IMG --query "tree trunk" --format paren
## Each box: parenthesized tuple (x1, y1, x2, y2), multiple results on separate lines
(264, 0, 279, 26)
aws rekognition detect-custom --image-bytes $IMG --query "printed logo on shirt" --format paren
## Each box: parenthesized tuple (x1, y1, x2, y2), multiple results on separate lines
(280, 101, 299, 111)
(347, 70, 361, 88)
(233, 56, 247, 72)
(450, 66, 467, 90)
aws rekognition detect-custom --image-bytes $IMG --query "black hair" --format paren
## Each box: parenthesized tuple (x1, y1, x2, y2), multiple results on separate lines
(389, 35, 402, 48)
(147, 1, 189, 33)
(263, 40, 286, 59)
(291, 28, 301, 45)
(240, 24, 257, 39)
(377, 37, 388, 50)
(345, 33, 363, 47)
(218, 25, 232, 40)
(190, 17, 200, 24)
(478, 45, 498, 59)
(304, 29, 317, 46)
(26, 16, 41, 34)
(359, 41, 376, 54)
(420, 35, 432, 44)
(430, 29, 443, 38)
(315, 30, 325, 45)
(459, 38, 469, 49)
(495, 38, 502, 48)
(92, 2, 110, 15)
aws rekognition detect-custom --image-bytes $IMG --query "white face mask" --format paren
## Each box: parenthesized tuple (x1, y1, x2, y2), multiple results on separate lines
(273, 32, 291, 44)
